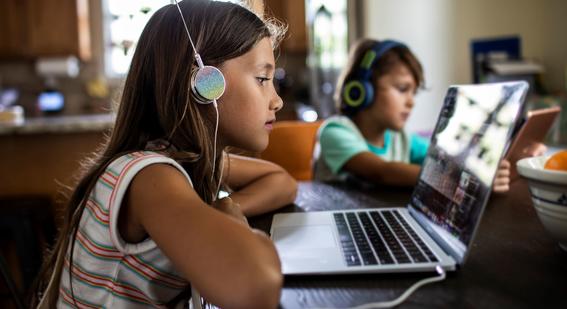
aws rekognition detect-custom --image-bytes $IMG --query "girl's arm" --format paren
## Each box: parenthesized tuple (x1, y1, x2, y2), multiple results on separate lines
(223, 154, 297, 216)
(342, 152, 421, 186)
(123, 164, 283, 309)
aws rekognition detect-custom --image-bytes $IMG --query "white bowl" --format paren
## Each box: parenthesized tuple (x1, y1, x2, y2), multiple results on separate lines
(517, 155, 567, 251)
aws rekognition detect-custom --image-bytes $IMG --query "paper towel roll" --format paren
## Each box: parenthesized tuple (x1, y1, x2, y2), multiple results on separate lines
(36, 56, 80, 77)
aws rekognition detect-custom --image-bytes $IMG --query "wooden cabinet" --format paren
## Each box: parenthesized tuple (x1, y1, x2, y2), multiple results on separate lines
(0, 132, 105, 212)
(0, 0, 91, 60)
(264, 0, 307, 53)
(0, 0, 30, 58)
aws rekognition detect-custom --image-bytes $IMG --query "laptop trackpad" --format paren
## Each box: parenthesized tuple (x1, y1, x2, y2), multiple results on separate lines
(273, 225, 337, 250)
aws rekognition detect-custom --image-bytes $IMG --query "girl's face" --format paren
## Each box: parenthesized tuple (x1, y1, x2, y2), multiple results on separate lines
(217, 38, 283, 152)
(368, 62, 417, 131)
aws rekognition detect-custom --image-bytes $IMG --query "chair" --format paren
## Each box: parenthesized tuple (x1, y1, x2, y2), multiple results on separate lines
(0, 196, 55, 308)
(0, 254, 24, 309)
(260, 120, 323, 181)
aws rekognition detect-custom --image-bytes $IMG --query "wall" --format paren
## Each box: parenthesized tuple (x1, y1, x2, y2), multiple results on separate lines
(362, 0, 455, 133)
(362, 0, 567, 133)
(541, 0, 567, 92)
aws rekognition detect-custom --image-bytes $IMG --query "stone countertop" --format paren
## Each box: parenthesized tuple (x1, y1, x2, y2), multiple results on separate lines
(0, 113, 115, 135)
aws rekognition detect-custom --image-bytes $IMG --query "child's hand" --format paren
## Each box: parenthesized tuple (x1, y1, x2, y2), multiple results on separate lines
(213, 196, 249, 226)
(521, 142, 547, 158)
(493, 159, 511, 193)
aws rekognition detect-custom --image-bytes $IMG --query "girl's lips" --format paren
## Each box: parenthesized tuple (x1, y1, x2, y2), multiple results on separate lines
(265, 119, 275, 130)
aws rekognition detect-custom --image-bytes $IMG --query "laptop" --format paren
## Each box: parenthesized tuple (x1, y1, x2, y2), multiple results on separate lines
(271, 81, 529, 275)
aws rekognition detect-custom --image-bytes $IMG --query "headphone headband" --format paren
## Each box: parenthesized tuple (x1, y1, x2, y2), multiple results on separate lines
(341, 40, 407, 115)
(172, 0, 225, 210)
(357, 40, 407, 80)
(174, 0, 226, 104)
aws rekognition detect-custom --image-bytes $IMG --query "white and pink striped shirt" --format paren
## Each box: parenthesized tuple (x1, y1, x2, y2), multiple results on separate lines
(59, 151, 192, 308)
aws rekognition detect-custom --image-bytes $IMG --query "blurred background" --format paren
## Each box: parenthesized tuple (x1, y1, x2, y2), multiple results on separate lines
(0, 0, 566, 307)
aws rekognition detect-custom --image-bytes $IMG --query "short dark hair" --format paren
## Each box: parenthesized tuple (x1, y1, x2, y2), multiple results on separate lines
(336, 38, 424, 116)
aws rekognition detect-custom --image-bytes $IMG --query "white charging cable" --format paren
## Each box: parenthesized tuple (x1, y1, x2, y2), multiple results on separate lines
(311, 266, 446, 309)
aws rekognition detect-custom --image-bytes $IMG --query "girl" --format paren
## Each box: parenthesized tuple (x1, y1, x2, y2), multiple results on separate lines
(314, 38, 544, 192)
(33, 1, 296, 308)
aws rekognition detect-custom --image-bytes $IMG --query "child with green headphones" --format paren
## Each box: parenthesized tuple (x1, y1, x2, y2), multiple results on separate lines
(313, 38, 545, 192)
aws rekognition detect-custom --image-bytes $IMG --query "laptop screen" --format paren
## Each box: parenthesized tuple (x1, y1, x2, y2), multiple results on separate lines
(409, 81, 528, 263)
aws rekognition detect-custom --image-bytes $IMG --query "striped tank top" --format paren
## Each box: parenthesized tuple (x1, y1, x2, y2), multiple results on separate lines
(58, 151, 191, 308)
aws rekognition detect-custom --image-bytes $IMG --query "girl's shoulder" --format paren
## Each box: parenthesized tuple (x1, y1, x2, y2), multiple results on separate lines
(104, 151, 193, 189)
(108, 150, 169, 169)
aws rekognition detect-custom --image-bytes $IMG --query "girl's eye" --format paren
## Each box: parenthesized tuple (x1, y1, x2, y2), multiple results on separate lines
(397, 85, 410, 92)
(256, 77, 271, 85)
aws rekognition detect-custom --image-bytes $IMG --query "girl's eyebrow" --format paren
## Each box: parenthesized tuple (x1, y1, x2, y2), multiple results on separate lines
(256, 63, 274, 70)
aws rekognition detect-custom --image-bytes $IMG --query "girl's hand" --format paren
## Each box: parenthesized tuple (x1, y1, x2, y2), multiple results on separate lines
(493, 159, 511, 193)
(213, 196, 249, 226)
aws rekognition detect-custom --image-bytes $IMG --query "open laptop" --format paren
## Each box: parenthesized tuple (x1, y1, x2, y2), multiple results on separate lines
(271, 81, 529, 275)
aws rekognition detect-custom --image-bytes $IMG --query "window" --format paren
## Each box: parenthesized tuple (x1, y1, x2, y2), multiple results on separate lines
(102, 0, 243, 77)
(306, 0, 348, 117)
(307, 0, 348, 70)
(102, 0, 171, 77)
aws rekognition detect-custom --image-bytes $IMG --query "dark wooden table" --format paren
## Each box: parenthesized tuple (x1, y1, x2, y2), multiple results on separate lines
(250, 180, 567, 309)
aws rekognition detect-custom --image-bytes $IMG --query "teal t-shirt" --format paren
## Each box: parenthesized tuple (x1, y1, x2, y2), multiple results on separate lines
(313, 116, 429, 182)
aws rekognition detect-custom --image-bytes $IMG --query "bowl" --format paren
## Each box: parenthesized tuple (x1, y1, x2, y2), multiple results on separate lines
(517, 155, 567, 251)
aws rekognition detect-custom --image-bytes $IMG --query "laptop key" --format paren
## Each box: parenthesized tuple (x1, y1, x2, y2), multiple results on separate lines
(334, 213, 362, 266)
(392, 211, 439, 263)
(383, 211, 430, 263)
(369, 211, 411, 264)
(358, 212, 395, 265)
(346, 212, 384, 266)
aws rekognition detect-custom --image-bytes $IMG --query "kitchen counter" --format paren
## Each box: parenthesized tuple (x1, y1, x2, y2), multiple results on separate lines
(0, 114, 113, 212)
(0, 113, 115, 135)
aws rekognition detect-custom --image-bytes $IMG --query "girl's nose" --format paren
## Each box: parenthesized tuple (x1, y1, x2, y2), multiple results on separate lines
(271, 93, 284, 112)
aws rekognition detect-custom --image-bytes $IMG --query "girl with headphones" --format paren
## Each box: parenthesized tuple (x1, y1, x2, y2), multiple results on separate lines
(313, 38, 536, 192)
(33, 1, 295, 308)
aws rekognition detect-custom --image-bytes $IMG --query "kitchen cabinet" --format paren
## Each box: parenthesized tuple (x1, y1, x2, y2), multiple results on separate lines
(264, 0, 307, 53)
(0, 0, 91, 60)
(0, 114, 113, 214)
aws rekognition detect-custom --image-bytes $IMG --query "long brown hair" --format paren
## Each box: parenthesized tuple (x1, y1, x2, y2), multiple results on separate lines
(32, 1, 284, 307)
(336, 38, 424, 116)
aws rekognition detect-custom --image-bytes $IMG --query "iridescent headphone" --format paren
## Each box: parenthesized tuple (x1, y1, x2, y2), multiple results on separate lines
(174, 3, 226, 308)
(174, 0, 224, 191)
(174, 1, 225, 104)
(341, 40, 406, 115)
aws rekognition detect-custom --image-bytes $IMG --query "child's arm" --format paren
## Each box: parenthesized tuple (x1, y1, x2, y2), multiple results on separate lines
(123, 164, 283, 309)
(342, 152, 421, 186)
(223, 154, 297, 216)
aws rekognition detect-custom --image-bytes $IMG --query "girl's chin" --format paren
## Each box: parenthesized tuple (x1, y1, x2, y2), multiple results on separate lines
(233, 138, 269, 153)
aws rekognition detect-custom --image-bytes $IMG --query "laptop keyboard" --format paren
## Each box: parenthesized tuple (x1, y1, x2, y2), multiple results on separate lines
(333, 210, 439, 266)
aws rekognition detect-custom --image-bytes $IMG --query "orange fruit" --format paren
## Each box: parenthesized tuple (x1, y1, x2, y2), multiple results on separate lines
(544, 150, 567, 171)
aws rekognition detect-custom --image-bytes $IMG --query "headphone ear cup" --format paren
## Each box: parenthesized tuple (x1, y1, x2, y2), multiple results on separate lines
(191, 65, 226, 104)
(342, 79, 374, 114)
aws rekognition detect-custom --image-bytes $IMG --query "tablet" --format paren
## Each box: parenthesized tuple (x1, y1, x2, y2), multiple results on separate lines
(505, 106, 561, 161)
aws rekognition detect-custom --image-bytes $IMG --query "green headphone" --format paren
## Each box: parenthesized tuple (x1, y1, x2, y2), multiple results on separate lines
(341, 40, 407, 115)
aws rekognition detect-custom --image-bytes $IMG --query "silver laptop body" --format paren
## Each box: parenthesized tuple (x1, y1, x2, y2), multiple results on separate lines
(271, 82, 528, 275)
